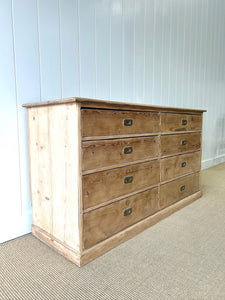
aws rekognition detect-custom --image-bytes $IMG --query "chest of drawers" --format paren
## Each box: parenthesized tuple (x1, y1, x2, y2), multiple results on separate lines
(23, 98, 206, 266)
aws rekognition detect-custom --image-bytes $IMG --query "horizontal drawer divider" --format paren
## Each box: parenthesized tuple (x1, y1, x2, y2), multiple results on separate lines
(83, 184, 159, 214)
(160, 170, 201, 185)
(82, 157, 160, 175)
(160, 149, 201, 160)
(160, 149, 201, 159)
(82, 132, 160, 141)
(161, 130, 201, 135)
(82, 131, 202, 141)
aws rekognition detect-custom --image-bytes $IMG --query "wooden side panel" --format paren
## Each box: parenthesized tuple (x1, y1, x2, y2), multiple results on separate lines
(27, 108, 41, 227)
(83, 160, 160, 209)
(82, 136, 160, 171)
(83, 187, 159, 249)
(161, 151, 201, 182)
(160, 173, 200, 209)
(81, 109, 160, 137)
(161, 113, 202, 132)
(37, 107, 52, 233)
(48, 104, 81, 249)
(28, 104, 81, 250)
(161, 133, 201, 156)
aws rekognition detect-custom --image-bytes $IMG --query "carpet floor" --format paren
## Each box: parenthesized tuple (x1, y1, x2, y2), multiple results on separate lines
(1, 163, 225, 299)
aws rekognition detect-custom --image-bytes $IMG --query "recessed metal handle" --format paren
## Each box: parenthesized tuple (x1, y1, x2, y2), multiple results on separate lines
(124, 207, 132, 216)
(182, 119, 187, 125)
(180, 185, 185, 191)
(124, 176, 133, 184)
(124, 119, 133, 126)
(181, 139, 187, 146)
(124, 146, 133, 154)
(181, 161, 186, 168)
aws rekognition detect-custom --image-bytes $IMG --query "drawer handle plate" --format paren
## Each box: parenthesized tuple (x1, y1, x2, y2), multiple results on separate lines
(182, 119, 187, 125)
(181, 139, 187, 146)
(124, 207, 132, 216)
(124, 146, 133, 154)
(124, 176, 133, 184)
(180, 185, 185, 191)
(181, 161, 186, 168)
(124, 119, 133, 126)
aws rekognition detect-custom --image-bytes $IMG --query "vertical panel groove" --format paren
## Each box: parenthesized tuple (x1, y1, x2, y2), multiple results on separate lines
(58, 0, 63, 99)
(11, 0, 22, 214)
(36, 0, 42, 101)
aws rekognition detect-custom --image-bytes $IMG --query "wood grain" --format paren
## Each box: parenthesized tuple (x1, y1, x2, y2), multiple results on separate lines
(81, 191, 202, 266)
(83, 160, 160, 209)
(83, 187, 159, 249)
(161, 133, 201, 156)
(82, 136, 160, 171)
(82, 109, 160, 137)
(161, 113, 202, 132)
(161, 151, 201, 182)
(160, 172, 200, 209)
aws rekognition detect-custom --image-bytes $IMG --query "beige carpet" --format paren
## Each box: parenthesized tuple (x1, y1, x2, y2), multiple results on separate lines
(1, 163, 225, 299)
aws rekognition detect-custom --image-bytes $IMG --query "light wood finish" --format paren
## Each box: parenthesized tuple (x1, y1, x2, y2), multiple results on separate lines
(83, 187, 159, 249)
(23, 97, 206, 114)
(83, 160, 160, 210)
(81, 191, 202, 266)
(82, 109, 160, 137)
(24, 97, 205, 266)
(160, 172, 200, 209)
(161, 113, 202, 132)
(82, 136, 160, 171)
(161, 133, 201, 156)
(161, 151, 201, 182)
(27, 104, 80, 250)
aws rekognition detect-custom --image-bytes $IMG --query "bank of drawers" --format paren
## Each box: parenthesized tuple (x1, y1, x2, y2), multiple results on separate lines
(82, 109, 202, 249)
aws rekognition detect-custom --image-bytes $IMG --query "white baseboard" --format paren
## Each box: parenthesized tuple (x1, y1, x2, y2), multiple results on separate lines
(202, 154, 225, 170)
(0, 211, 32, 244)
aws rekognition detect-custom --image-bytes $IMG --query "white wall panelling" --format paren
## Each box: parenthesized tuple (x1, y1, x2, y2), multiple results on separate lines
(1, 0, 225, 242)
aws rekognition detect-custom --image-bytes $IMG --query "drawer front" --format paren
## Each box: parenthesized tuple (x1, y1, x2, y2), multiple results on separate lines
(161, 133, 201, 156)
(83, 187, 159, 249)
(82, 109, 160, 137)
(83, 160, 160, 210)
(161, 151, 201, 182)
(160, 173, 200, 209)
(82, 136, 160, 171)
(161, 113, 202, 132)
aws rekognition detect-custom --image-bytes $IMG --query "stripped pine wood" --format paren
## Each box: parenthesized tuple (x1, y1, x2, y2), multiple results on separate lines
(82, 136, 160, 171)
(161, 151, 201, 182)
(83, 187, 159, 249)
(23, 97, 205, 266)
(83, 160, 160, 209)
(160, 172, 200, 209)
(161, 113, 202, 132)
(82, 109, 160, 136)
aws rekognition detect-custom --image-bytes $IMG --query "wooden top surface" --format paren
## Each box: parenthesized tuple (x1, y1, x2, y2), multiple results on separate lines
(22, 97, 206, 113)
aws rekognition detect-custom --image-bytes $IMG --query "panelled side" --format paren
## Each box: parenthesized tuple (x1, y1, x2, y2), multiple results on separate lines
(27, 103, 81, 251)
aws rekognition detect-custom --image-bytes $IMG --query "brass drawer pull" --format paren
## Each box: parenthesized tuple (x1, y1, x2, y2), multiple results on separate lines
(182, 119, 187, 125)
(180, 185, 185, 191)
(124, 176, 133, 184)
(181, 139, 187, 146)
(124, 146, 133, 154)
(124, 119, 133, 126)
(124, 207, 132, 216)
(181, 161, 186, 168)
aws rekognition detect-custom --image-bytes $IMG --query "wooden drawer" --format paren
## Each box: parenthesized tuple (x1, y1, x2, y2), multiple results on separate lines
(82, 136, 160, 171)
(160, 173, 200, 209)
(83, 187, 159, 249)
(81, 109, 160, 137)
(161, 133, 201, 156)
(161, 113, 202, 132)
(161, 151, 201, 182)
(83, 160, 160, 210)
